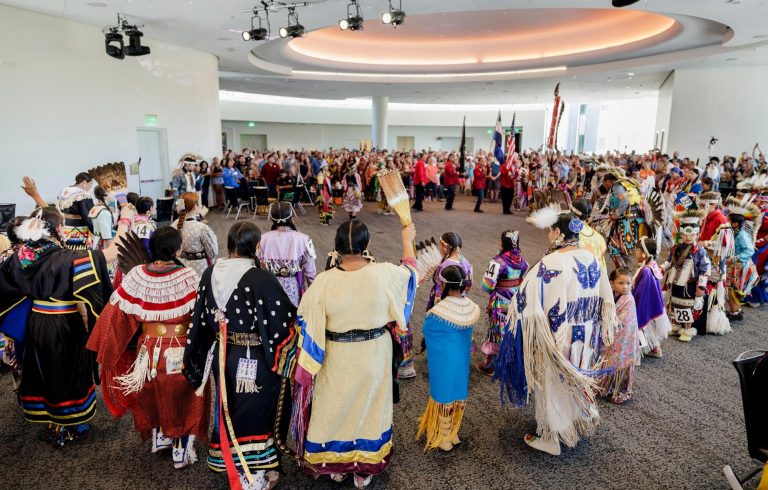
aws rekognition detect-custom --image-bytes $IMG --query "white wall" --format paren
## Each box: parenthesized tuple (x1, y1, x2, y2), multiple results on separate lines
(654, 72, 675, 152)
(0, 5, 222, 214)
(664, 66, 768, 161)
(597, 97, 659, 154)
(220, 98, 546, 152)
(222, 120, 544, 153)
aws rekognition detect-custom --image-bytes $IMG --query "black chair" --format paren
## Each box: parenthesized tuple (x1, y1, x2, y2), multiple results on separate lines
(723, 350, 768, 489)
(155, 197, 174, 227)
(251, 185, 272, 219)
(0, 204, 16, 233)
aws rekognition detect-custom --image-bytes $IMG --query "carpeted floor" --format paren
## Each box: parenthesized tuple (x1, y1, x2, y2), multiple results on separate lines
(1, 194, 765, 489)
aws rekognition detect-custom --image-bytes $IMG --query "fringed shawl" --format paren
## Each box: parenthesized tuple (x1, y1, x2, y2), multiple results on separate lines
(426, 296, 481, 329)
(111, 264, 199, 321)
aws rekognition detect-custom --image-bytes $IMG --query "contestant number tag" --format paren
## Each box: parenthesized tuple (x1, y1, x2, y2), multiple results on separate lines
(674, 308, 693, 323)
(236, 358, 258, 382)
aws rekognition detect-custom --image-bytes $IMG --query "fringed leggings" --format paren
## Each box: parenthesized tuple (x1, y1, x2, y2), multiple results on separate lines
(416, 399, 466, 451)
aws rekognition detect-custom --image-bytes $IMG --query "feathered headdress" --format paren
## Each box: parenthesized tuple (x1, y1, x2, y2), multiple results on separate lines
(527, 204, 562, 229)
(16, 209, 50, 242)
(737, 171, 768, 194)
(675, 207, 706, 236)
(699, 191, 722, 205)
(727, 194, 762, 240)
(88, 162, 128, 195)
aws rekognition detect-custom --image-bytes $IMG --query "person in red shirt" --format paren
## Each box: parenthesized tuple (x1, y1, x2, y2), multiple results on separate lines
(412, 153, 428, 211)
(443, 155, 459, 210)
(473, 157, 487, 213)
(500, 157, 517, 215)
(261, 154, 282, 197)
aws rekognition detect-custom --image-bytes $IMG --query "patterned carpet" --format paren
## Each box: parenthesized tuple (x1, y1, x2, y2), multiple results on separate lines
(0, 194, 765, 489)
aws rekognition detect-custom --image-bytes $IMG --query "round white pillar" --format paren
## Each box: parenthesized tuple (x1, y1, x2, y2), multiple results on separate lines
(371, 95, 389, 150)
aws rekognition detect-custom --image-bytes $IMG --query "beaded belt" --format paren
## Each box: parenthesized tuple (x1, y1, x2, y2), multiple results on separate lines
(497, 278, 522, 288)
(182, 251, 208, 261)
(142, 322, 189, 338)
(326, 327, 387, 343)
(218, 332, 263, 346)
(31, 300, 79, 315)
(270, 266, 298, 278)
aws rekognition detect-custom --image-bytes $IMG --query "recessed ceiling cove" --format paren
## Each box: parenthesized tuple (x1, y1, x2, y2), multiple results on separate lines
(252, 8, 727, 76)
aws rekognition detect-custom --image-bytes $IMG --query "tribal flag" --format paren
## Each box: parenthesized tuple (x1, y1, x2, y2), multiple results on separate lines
(458, 115, 466, 174)
(547, 83, 561, 149)
(491, 110, 505, 165)
(505, 112, 517, 165)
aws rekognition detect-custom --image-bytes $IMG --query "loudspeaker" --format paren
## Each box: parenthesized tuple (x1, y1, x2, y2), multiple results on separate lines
(0, 203, 16, 233)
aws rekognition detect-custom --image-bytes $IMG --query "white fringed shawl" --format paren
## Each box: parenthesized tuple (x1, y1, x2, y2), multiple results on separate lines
(513, 248, 618, 447)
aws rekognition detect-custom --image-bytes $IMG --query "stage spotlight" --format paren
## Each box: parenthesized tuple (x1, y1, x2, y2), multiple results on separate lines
(612, 0, 641, 6)
(340, 0, 364, 31)
(124, 28, 150, 56)
(279, 7, 304, 38)
(104, 29, 124, 59)
(382, 0, 405, 26)
(243, 13, 269, 41)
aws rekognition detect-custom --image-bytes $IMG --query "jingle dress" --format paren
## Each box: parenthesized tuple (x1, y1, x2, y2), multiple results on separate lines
(86, 262, 208, 465)
(171, 215, 218, 276)
(495, 248, 618, 447)
(183, 259, 296, 489)
(632, 260, 671, 353)
(292, 259, 417, 477)
(480, 250, 527, 356)
(257, 227, 317, 307)
(417, 296, 480, 450)
(0, 242, 111, 432)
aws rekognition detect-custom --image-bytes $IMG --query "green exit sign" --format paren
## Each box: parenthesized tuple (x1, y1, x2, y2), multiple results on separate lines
(144, 114, 158, 127)
(248, 121, 256, 127)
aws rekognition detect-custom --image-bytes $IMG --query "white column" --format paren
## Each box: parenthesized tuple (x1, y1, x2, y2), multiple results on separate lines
(371, 95, 389, 150)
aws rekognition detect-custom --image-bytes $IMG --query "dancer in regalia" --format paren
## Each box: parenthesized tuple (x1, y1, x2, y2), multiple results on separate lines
(748, 193, 768, 305)
(57, 172, 96, 250)
(495, 206, 618, 456)
(316, 163, 334, 226)
(0, 202, 124, 446)
(698, 191, 733, 335)
(87, 227, 208, 469)
(571, 198, 608, 271)
(418, 265, 481, 451)
(427, 232, 473, 311)
(602, 172, 646, 268)
(290, 221, 417, 489)
(343, 163, 363, 220)
(477, 230, 528, 376)
(257, 202, 317, 307)
(183, 221, 296, 490)
(172, 192, 218, 276)
(598, 268, 638, 404)
(89, 186, 116, 250)
(664, 207, 711, 342)
(632, 238, 671, 357)
(725, 196, 760, 321)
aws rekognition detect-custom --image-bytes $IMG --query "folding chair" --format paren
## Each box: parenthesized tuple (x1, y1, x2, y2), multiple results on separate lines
(723, 350, 768, 489)
(226, 185, 250, 220)
(155, 197, 174, 227)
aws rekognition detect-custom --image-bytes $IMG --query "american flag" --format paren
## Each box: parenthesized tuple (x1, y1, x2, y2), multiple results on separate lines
(505, 112, 517, 165)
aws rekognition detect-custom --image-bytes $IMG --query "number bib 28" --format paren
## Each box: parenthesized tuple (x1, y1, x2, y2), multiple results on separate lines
(674, 308, 693, 323)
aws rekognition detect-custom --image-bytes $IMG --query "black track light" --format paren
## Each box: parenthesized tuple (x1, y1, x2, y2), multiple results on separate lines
(124, 28, 150, 56)
(382, 0, 405, 26)
(612, 0, 641, 7)
(243, 13, 269, 41)
(279, 7, 304, 38)
(104, 29, 124, 59)
(340, 1, 364, 31)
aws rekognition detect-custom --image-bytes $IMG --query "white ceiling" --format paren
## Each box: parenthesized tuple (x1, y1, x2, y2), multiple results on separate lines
(5, 0, 768, 103)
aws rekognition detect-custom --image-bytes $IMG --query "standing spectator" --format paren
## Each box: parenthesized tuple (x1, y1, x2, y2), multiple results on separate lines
(487, 156, 501, 203)
(210, 158, 224, 208)
(222, 158, 243, 209)
(412, 153, 427, 211)
(499, 157, 516, 215)
(425, 157, 439, 202)
(443, 155, 459, 210)
(473, 157, 487, 213)
(261, 154, 282, 196)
